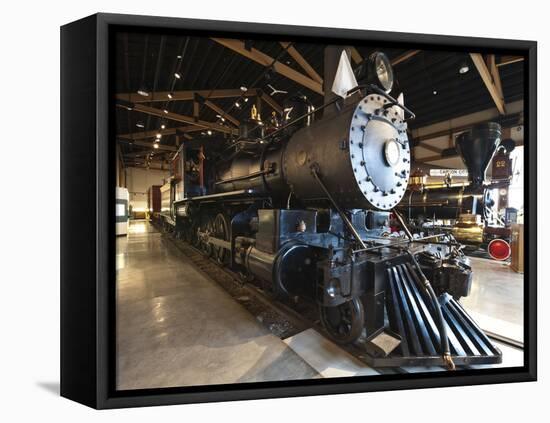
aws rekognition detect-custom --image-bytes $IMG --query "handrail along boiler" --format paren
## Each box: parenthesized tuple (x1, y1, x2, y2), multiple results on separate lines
(157, 48, 502, 368)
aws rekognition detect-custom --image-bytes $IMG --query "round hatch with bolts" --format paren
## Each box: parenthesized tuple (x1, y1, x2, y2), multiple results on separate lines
(348, 94, 410, 210)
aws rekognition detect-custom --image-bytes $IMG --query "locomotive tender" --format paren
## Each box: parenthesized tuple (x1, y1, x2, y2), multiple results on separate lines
(158, 47, 501, 368)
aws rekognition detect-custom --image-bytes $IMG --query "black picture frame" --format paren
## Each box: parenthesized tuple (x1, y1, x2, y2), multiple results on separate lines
(60, 12, 537, 409)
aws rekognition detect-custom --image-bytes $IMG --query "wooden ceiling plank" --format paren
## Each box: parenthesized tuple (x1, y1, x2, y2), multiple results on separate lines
(212, 38, 323, 95)
(280, 42, 323, 84)
(470, 53, 506, 115)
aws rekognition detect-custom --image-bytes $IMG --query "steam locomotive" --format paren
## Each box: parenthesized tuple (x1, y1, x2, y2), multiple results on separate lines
(157, 47, 501, 368)
(397, 122, 514, 261)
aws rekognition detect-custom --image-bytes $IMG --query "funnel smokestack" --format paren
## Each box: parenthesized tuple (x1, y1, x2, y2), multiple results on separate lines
(455, 122, 501, 186)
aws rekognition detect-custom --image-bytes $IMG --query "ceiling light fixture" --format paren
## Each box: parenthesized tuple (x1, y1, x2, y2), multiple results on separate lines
(459, 63, 470, 74)
(207, 130, 213, 135)
(136, 121, 145, 128)
(156, 133, 162, 139)
(167, 92, 173, 99)
(235, 102, 241, 108)
(137, 86, 149, 97)
(174, 72, 181, 79)
(163, 109, 169, 114)
(153, 143, 159, 149)
(244, 97, 249, 103)
(161, 124, 166, 129)
(433, 89, 438, 95)
(240, 86, 248, 92)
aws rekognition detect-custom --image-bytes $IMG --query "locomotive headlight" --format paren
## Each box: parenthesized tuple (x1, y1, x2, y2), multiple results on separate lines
(370, 52, 394, 93)
(326, 278, 341, 298)
(384, 138, 401, 167)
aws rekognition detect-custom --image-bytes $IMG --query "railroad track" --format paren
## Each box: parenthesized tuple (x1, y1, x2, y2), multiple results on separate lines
(162, 229, 523, 375)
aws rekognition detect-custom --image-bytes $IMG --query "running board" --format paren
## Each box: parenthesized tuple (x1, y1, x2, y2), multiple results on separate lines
(361, 262, 502, 368)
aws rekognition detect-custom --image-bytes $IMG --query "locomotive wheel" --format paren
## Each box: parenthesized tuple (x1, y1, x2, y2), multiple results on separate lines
(202, 218, 213, 256)
(190, 220, 201, 248)
(320, 297, 365, 344)
(211, 213, 230, 264)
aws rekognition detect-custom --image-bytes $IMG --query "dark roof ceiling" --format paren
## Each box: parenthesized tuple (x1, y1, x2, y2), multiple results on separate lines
(115, 31, 524, 166)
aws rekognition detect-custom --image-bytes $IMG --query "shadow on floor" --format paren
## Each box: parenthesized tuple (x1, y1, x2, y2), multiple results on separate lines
(36, 381, 60, 396)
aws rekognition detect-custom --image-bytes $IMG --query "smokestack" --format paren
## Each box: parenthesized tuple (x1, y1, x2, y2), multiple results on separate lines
(455, 122, 502, 186)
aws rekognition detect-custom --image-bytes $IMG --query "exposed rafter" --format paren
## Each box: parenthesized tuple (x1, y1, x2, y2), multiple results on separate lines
(487, 55, 504, 106)
(118, 125, 203, 141)
(415, 143, 444, 154)
(350, 47, 363, 65)
(260, 91, 283, 114)
(470, 53, 506, 115)
(116, 88, 258, 104)
(497, 55, 524, 67)
(211, 38, 323, 95)
(415, 153, 449, 164)
(280, 42, 323, 84)
(195, 94, 240, 127)
(117, 103, 238, 135)
(118, 139, 177, 152)
(391, 50, 421, 66)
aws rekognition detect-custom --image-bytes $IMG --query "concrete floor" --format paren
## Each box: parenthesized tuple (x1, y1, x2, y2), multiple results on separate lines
(116, 220, 524, 389)
(460, 257, 524, 342)
(116, 221, 317, 390)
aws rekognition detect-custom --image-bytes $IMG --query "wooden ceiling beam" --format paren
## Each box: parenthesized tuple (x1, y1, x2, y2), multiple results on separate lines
(118, 125, 203, 140)
(116, 88, 258, 104)
(118, 139, 177, 152)
(280, 42, 323, 84)
(391, 50, 421, 66)
(201, 98, 240, 126)
(487, 54, 504, 106)
(470, 53, 506, 115)
(119, 128, 176, 140)
(415, 153, 449, 164)
(260, 92, 283, 114)
(117, 103, 238, 135)
(126, 162, 170, 170)
(497, 55, 524, 67)
(415, 143, 444, 154)
(212, 38, 323, 95)
(350, 47, 363, 65)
